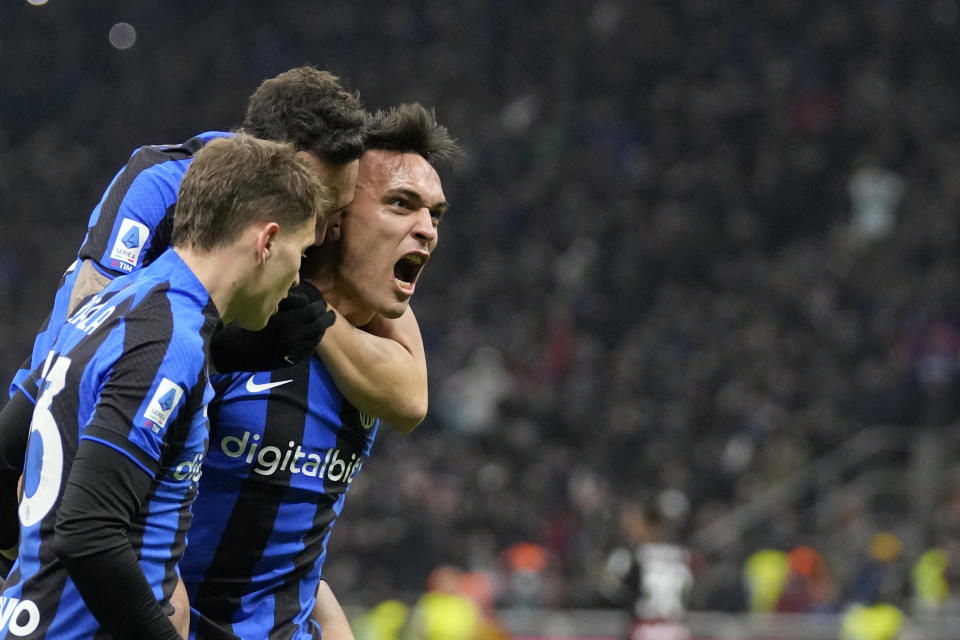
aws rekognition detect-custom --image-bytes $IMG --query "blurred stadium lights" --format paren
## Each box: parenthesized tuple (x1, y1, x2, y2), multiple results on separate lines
(108, 22, 137, 50)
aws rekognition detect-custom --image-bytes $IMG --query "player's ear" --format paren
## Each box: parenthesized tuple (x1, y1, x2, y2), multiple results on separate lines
(255, 222, 280, 265)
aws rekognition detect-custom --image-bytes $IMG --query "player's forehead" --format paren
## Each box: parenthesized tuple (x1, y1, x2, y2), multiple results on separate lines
(360, 150, 444, 204)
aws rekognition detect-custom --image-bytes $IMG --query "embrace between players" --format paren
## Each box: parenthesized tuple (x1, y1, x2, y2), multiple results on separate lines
(0, 67, 459, 640)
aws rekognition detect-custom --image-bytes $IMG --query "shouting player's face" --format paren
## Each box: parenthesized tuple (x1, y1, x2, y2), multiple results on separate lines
(334, 150, 446, 321)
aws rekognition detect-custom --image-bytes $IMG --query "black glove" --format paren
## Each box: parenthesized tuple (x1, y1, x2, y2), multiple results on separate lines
(210, 283, 336, 372)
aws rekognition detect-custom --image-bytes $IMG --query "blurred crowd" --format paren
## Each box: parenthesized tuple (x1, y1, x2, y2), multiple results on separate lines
(5, 0, 960, 625)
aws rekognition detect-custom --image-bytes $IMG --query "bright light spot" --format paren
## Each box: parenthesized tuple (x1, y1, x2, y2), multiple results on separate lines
(27, 0, 49, 6)
(108, 22, 137, 50)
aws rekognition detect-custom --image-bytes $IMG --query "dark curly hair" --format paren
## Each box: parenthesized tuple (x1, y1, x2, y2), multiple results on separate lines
(242, 67, 365, 165)
(363, 103, 461, 166)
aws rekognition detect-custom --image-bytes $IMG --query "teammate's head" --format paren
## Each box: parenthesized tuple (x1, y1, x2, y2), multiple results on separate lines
(242, 66, 365, 244)
(242, 67, 365, 165)
(302, 103, 460, 325)
(173, 134, 326, 329)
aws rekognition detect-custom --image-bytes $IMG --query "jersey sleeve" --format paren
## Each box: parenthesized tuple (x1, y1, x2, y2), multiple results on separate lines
(81, 329, 205, 476)
(78, 147, 186, 279)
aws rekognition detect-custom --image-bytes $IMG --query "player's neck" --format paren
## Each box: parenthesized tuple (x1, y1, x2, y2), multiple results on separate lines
(175, 245, 251, 324)
(304, 276, 375, 327)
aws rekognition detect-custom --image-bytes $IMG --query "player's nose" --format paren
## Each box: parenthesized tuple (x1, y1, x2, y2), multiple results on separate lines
(412, 207, 437, 244)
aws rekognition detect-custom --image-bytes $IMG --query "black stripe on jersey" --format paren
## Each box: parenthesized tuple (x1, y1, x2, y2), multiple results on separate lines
(141, 204, 176, 268)
(192, 361, 312, 637)
(78, 137, 203, 275)
(269, 496, 336, 640)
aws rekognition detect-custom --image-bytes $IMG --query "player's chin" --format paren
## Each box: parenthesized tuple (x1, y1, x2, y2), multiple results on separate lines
(379, 299, 410, 320)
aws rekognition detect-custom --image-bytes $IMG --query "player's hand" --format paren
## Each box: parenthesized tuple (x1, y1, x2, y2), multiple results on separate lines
(209, 283, 336, 372)
(169, 577, 190, 639)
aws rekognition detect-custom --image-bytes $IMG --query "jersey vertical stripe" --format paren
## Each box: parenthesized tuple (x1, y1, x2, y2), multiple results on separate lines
(182, 357, 379, 640)
(1, 250, 218, 639)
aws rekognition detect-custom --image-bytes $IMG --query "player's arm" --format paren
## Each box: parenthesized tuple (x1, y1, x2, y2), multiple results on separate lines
(316, 305, 428, 433)
(66, 259, 114, 316)
(312, 580, 356, 640)
(53, 441, 183, 640)
(52, 335, 199, 639)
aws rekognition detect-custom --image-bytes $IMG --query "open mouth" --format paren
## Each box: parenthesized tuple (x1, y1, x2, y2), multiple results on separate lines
(394, 253, 427, 291)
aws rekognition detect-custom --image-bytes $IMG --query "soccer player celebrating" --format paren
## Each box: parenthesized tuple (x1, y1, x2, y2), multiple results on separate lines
(0, 135, 324, 640)
(2, 66, 430, 580)
(181, 103, 458, 640)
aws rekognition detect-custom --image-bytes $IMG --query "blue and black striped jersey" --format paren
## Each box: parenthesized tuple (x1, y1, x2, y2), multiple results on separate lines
(181, 357, 380, 640)
(0, 249, 219, 639)
(10, 132, 231, 397)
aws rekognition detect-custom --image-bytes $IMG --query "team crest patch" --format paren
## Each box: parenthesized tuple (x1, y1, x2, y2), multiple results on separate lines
(143, 378, 183, 433)
(109, 218, 149, 273)
(359, 412, 376, 431)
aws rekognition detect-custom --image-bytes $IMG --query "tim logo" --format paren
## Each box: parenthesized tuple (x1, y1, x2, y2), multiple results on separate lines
(143, 378, 183, 433)
(109, 218, 149, 273)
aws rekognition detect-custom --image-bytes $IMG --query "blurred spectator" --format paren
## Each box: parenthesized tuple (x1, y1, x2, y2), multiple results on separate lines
(353, 600, 410, 640)
(910, 547, 956, 616)
(599, 500, 692, 640)
(839, 602, 906, 640)
(499, 541, 556, 609)
(409, 566, 482, 640)
(742, 549, 790, 614)
(776, 545, 838, 613)
(846, 532, 908, 607)
(847, 155, 904, 245)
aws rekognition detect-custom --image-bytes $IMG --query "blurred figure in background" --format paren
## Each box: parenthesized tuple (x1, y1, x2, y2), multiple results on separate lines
(409, 566, 481, 640)
(742, 549, 789, 614)
(846, 532, 907, 608)
(599, 500, 692, 640)
(839, 602, 906, 640)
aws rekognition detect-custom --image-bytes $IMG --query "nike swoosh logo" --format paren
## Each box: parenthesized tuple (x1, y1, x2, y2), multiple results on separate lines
(245, 375, 294, 393)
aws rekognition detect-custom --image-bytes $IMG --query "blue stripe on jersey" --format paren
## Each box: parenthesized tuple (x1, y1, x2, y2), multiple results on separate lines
(10, 132, 230, 400)
(1, 249, 218, 640)
(182, 357, 379, 640)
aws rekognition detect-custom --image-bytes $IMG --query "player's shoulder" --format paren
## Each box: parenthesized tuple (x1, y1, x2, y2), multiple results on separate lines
(110, 261, 216, 340)
(132, 131, 233, 158)
(123, 131, 234, 176)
